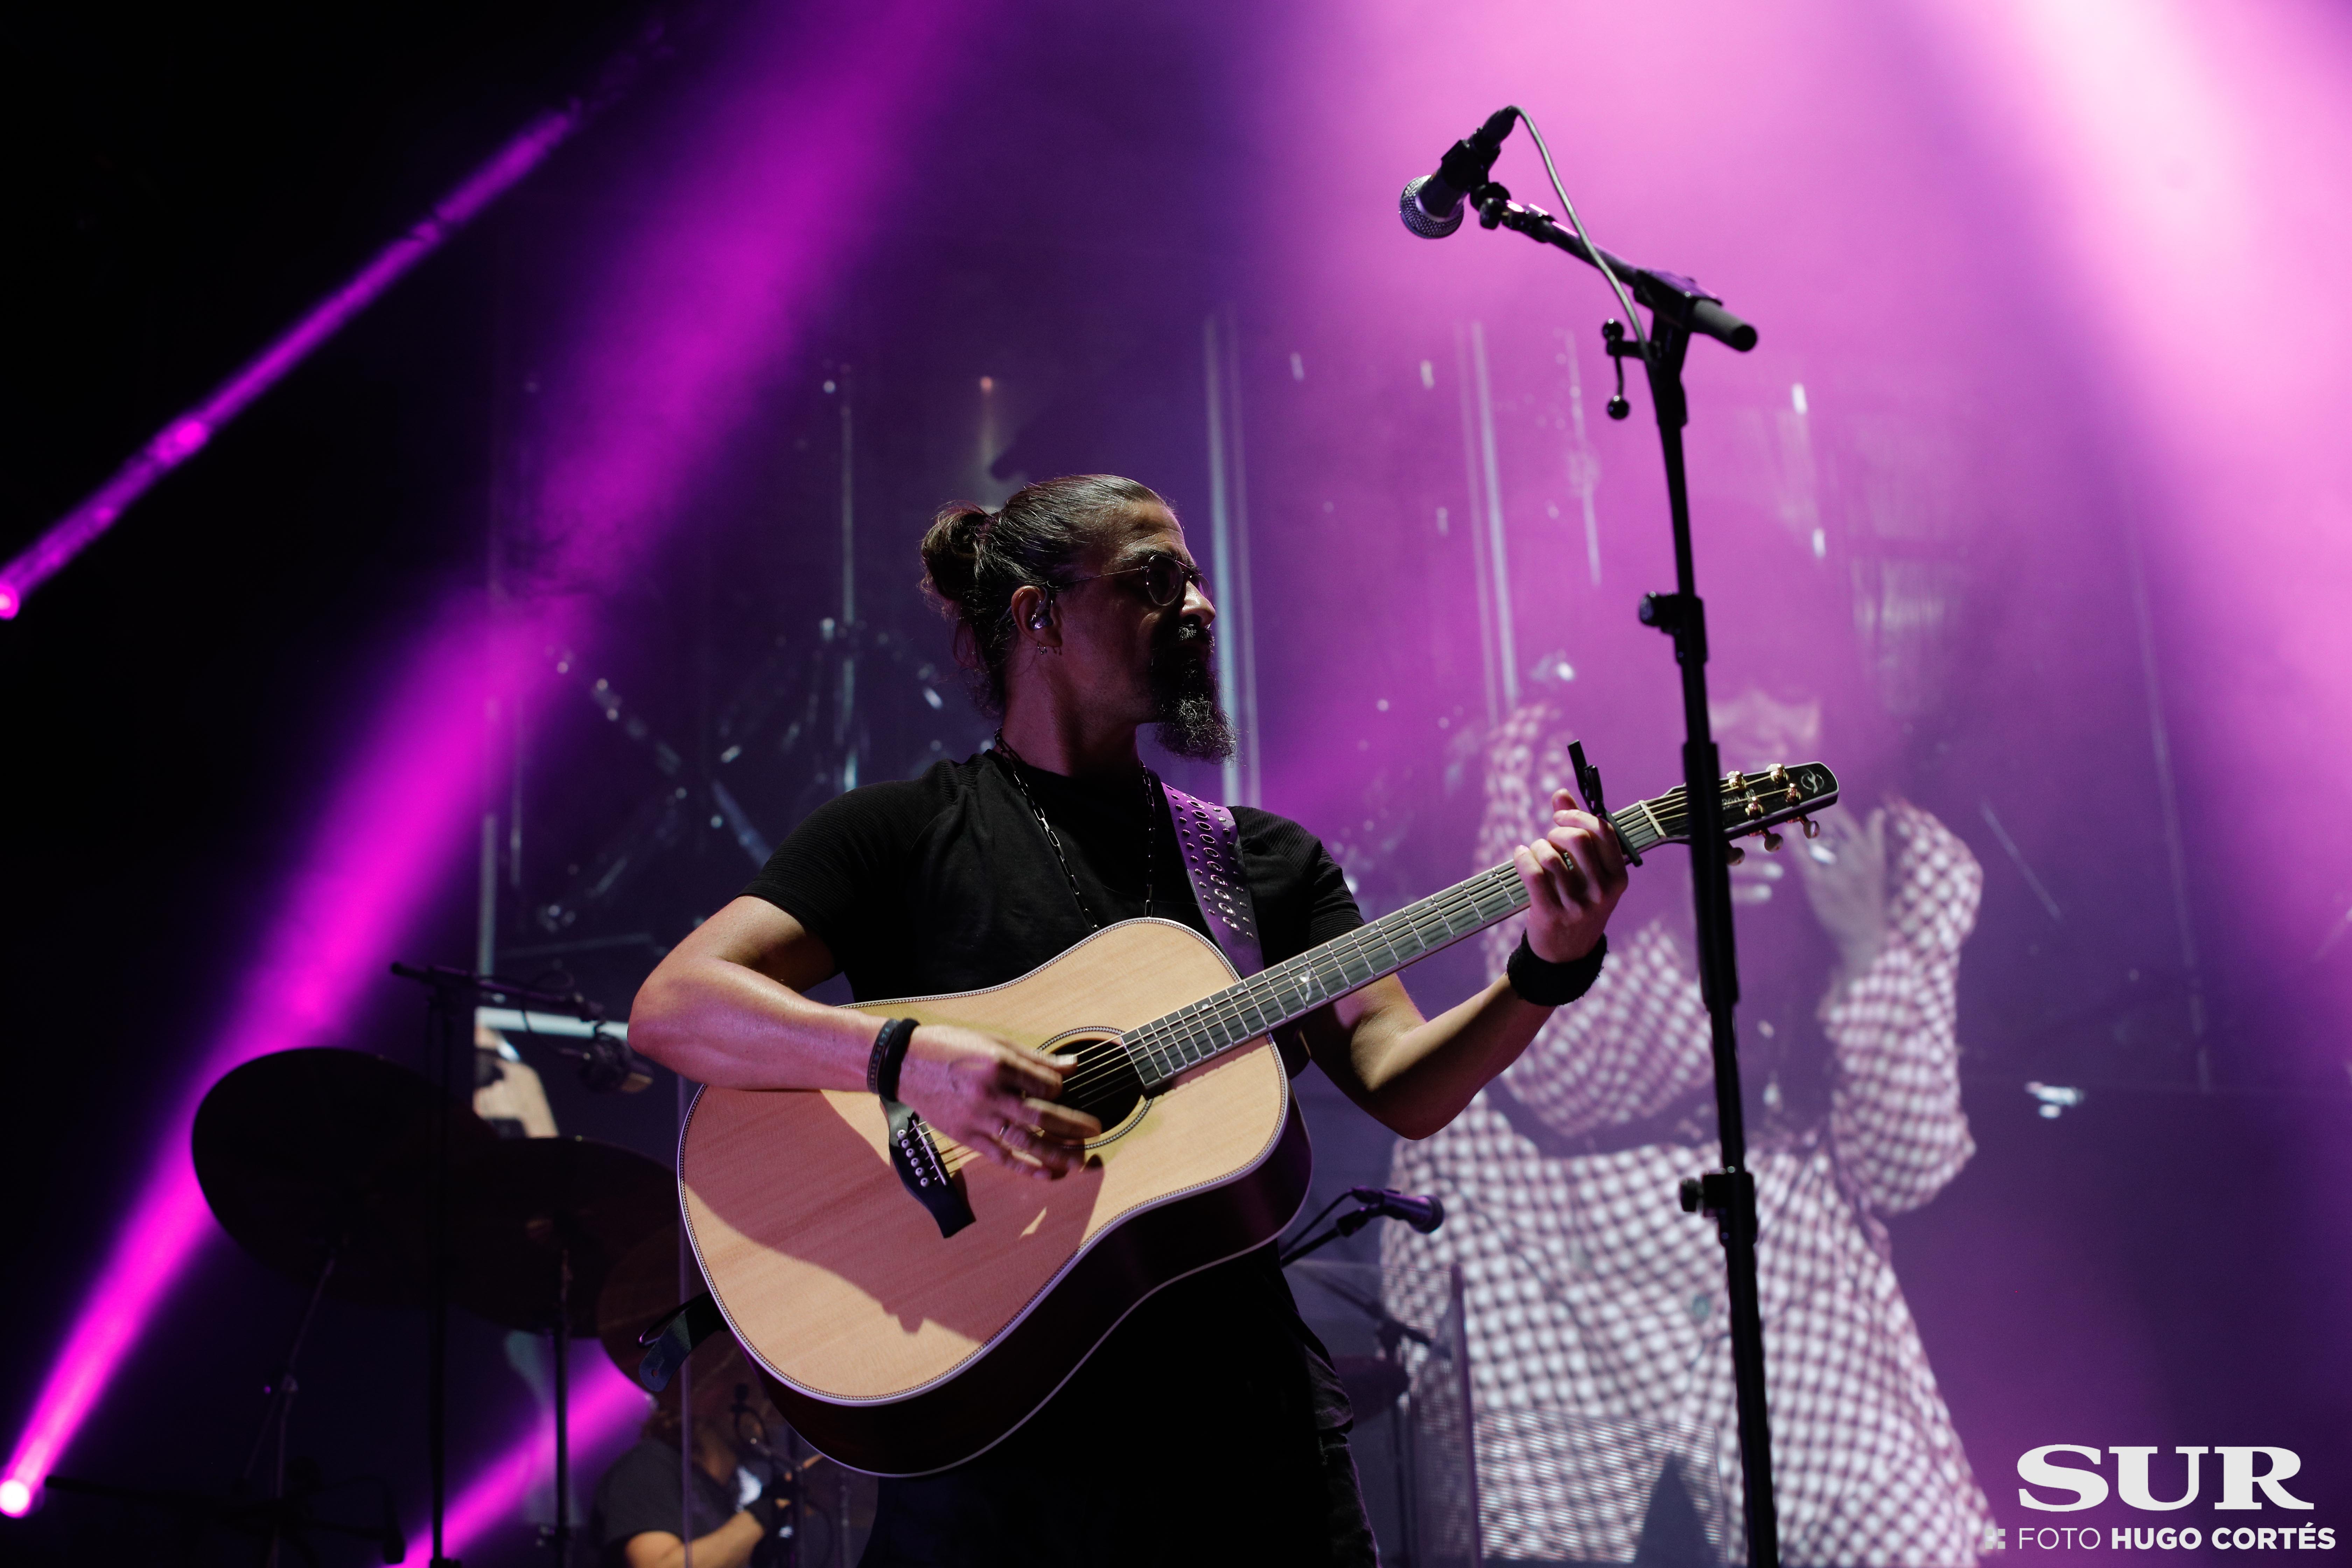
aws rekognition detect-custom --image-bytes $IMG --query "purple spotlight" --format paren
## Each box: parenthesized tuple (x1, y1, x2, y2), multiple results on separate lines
(0, 614, 508, 1513)
(395, 1358, 646, 1566)
(0, 107, 581, 621)
(4, 0, 982, 1510)
(1, 1174, 213, 1512)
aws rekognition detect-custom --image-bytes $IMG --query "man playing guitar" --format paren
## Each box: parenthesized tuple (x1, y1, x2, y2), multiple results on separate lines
(629, 474, 1627, 1564)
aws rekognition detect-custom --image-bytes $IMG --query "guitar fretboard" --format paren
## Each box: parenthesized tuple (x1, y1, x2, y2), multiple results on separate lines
(1123, 795, 1686, 1091)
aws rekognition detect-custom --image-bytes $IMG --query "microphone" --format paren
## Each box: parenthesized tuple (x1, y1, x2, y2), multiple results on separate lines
(576, 1030, 654, 1094)
(1351, 1185, 1446, 1233)
(1399, 108, 1520, 238)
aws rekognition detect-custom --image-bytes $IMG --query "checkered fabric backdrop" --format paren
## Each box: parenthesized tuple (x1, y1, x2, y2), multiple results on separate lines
(1383, 705, 1999, 1566)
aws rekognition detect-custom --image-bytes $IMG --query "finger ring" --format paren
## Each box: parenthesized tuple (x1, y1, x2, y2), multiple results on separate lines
(996, 1117, 1012, 1141)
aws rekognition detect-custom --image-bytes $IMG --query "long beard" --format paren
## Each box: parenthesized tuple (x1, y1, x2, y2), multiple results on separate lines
(1149, 624, 1235, 762)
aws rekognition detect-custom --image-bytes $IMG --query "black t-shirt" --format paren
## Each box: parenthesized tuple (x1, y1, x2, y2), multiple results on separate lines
(592, 1437, 742, 1568)
(740, 751, 1364, 1544)
(746, 750, 1362, 1006)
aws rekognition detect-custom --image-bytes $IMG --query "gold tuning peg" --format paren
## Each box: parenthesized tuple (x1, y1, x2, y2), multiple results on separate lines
(1798, 815, 1821, 840)
(1761, 829, 1784, 852)
(1725, 844, 1745, 865)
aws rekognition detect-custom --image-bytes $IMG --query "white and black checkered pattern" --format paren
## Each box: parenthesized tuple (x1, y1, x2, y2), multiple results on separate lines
(1384, 706, 1996, 1566)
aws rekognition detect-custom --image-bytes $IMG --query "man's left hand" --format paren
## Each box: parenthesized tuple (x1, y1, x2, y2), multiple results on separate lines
(1512, 788, 1630, 964)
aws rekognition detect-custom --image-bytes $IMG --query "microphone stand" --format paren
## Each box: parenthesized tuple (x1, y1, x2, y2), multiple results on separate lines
(1454, 178, 1781, 1568)
(1276, 1189, 1439, 1267)
(1276, 1201, 1390, 1268)
(386, 962, 610, 1567)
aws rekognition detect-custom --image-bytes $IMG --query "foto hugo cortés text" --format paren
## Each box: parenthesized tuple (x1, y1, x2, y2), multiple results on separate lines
(2009, 1447, 2332, 1553)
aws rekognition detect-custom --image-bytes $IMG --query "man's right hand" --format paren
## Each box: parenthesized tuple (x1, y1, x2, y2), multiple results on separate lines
(895, 1024, 1102, 1180)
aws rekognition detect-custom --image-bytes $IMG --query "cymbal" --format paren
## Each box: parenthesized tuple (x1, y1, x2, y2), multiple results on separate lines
(598, 1224, 779, 1439)
(193, 1048, 498, 1309)
(591, 1223, 752, 1386)
(445, 1135, 676, 1336)
(596, 1224, 690, 1383)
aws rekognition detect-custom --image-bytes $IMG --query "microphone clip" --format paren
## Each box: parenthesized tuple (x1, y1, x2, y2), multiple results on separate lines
(1601, 317, 1653, 420)
(1400, 107, 1522, 239)
(1437, 108, 1518, 200)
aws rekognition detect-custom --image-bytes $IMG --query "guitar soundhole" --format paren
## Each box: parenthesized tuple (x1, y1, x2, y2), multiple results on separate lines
(1049, 1033, 1147, 1141)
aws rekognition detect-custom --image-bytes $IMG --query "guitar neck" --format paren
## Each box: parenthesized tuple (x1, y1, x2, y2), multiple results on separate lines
(1123, 797, 1685, 1092)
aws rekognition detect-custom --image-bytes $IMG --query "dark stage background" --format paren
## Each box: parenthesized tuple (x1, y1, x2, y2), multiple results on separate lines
(8, 1, 2350, 1563)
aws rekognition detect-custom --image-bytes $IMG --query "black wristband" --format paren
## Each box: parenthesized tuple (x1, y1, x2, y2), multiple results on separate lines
(1506, 932, 1608, 1007)
(867, 1017, 918, 1100)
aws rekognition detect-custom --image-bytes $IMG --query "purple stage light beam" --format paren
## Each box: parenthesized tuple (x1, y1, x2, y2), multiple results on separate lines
(393, 1358, 646, 1567)
(2, 0, 980, 1520)
(0, 108, 579, 622)
(0, 613, 525, 1518)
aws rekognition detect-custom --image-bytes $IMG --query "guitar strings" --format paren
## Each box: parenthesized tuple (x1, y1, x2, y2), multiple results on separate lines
(1056, 817, 1629, 1103)
(931, 781, 1814, 1174)
(1049, 778, 1786, 1103)
(888, 782, 1814, 1182)
(1049, 858, 1535, 1104)
(1048, 778, 1802, 1103)
(1055, 796, 1663, 1099)
(1058, 864, 1514, 1095)
(941, 850, 1541, 1170)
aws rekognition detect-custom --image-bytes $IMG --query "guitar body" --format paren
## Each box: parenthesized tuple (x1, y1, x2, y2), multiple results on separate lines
(677, 918, 1311, 1476)
(674, 758, 1842, 1477)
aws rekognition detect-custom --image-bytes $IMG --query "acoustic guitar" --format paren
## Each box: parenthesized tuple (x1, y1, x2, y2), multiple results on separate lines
(678, 761, 1837, 1474)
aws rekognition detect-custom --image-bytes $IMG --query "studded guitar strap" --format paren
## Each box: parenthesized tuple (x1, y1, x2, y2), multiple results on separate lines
(1161, 782, 1264, 975)
(1160, 782, 1317, 1074)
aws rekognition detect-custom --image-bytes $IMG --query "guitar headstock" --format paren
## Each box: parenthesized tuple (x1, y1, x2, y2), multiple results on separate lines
(1719, 762, 1839, 859)
(1605, 760, 1841, 860)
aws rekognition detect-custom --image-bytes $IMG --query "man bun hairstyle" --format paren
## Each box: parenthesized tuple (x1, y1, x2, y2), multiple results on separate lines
(919, 474, 1167, 714)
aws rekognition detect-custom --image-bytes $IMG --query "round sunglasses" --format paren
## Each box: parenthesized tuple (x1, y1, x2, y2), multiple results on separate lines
(1056, 551, 1206, 608)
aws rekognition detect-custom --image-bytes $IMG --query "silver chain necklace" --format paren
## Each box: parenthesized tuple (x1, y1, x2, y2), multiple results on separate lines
(991, 732, 1154, 928)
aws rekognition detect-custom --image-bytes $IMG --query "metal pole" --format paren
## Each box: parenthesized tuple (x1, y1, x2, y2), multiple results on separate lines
(1221, 310, 1263, 806)
(551, 1250, 572, 1567)
(1468, 321, 1520, 710)
(678, 1073, 694, 1568)
(1561, 331, 1603, 588)
(428, 991, 457, 1566)
(837, 373, 858, 793)
(1203, 313, 1244, 804)
(1634, 323, 1780, 1568)
(1456, 328, 1502, 730)
(2122, 518, 2207, 1085)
